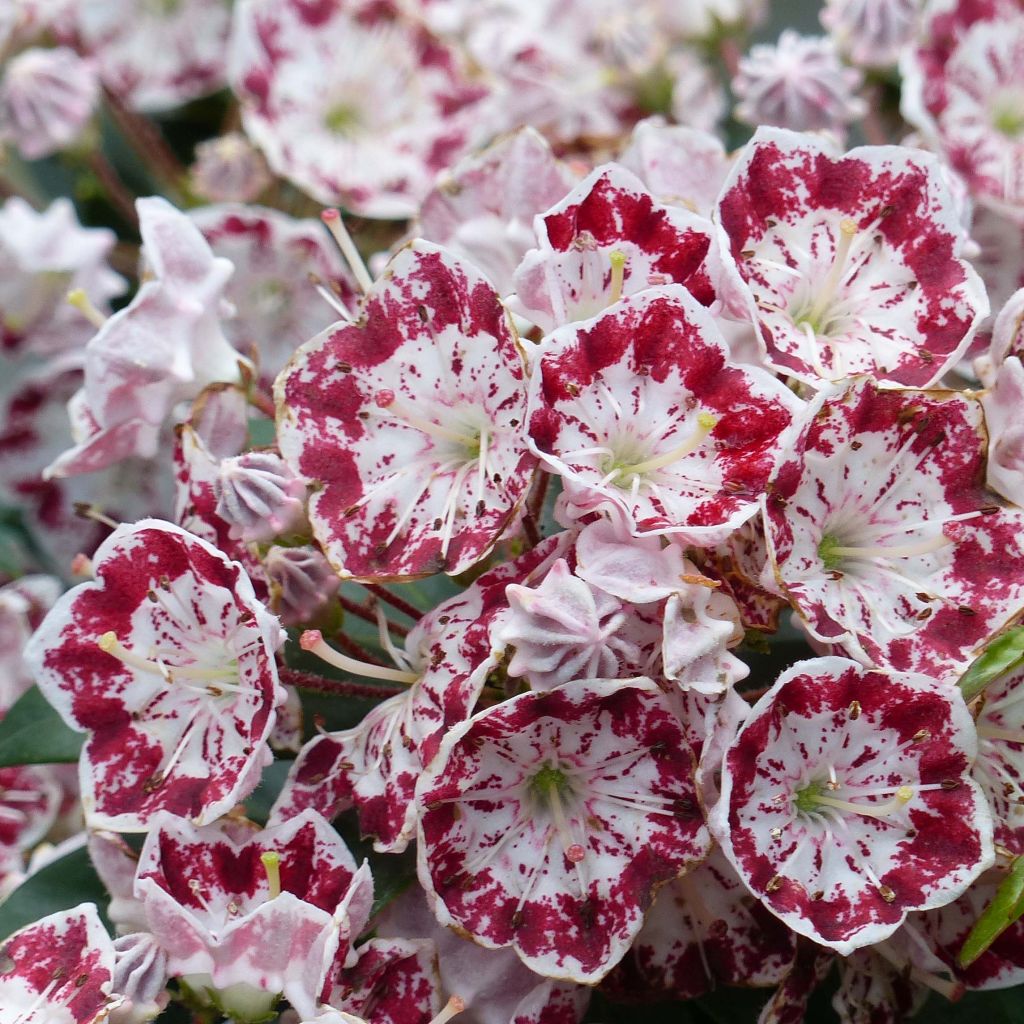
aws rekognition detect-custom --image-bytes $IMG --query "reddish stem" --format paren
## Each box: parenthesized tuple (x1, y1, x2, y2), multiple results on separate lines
(527, 470, 550, 526)
(339, 593, 409, 637)
(278, 666, 405, 700)
(331, 630, 387, 667)
(87, 151, 139, 229)
(363, 584, 423, 622)
(103, 89, 187, 197)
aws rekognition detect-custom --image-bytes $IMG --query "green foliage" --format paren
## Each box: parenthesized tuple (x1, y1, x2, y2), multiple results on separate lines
(958, 626, 1024, 702)
(960, 857, 1024, 968)
(0, 686, 82, 768)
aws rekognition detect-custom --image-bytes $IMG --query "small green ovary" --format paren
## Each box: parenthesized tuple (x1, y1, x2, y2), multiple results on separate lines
(529, 765, 570, 800)
(793, 779, 827, 815)
(818, 533, 844, 572)
(324, 103, 363, 136)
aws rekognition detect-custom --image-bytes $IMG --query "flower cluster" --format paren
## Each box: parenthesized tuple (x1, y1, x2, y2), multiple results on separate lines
(4, 1, 1024, 1023)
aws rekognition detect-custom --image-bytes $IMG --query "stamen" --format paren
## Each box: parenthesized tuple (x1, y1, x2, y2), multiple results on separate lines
(607, 250, 627, 306)
(321, 209, 374, 293)
(308, 271, 353, 321)
(299, 629, 418, 684)
(826, 533, 953, 562)
(261, 851, 281, 900)
(812, 785, 914, 820)
(369, 402, 479, 448)
(805, 218, 858, 327)
(618, 412, 718, 477)
(66, 288, 107, 329)
(96, 633, 238, 686)
(977, 724, 1024, 745)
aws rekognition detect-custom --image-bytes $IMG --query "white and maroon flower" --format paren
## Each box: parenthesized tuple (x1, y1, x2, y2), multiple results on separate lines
(272, 536, 568, 853)
(821, 0, 921, 69)
(0, 903, 122, 1024)
(763, 378, 1024, 680)
(0, 196, 124, 358)
(417, 127, 577, 297)
(618, 118, 731, 218)
(513, 165, 719, 335)
(229, 0, 486, 218)
(980, 355, 1024, 506)
(710, 657, 993, 954)
(59, 0, 230, 111)
(604, 845, 797, 1001)
(733, 31, 866, 134)
(415, 678, 710, 983)
(190, 133, 272, 204)
(902, 0, 1024, 217)
(527, 287, 802, 545)
(717, 127, 988, 387)
(276, 241, 535, 580)
(0, 574, 61, 714)
(0, 46, 98, 160)
(24, 519, 286, 830)
(135, 810, 372, 1019)
(0, 764, 62, 885)
(190, 204, 356, 384)
(46, 197, 243, 479)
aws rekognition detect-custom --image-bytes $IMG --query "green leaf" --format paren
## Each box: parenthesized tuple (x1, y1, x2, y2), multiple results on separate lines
(959, 856, 1024, 967)
(0, 845, 108, 941)
(958, 626, 1024, 702)
(0, 686, 83, 768)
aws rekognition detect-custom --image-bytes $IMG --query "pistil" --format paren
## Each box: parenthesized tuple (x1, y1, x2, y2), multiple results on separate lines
(300, 629, 419, 684)
(613, 412, 718, 479)
(607, 250, 627, 306)
(261, 851, 281, 900)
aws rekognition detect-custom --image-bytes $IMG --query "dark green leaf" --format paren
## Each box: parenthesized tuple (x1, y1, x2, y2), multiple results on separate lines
(960, 856, 1024, 967)
(0, 686, 83, 768)
(958, 627, 1024, 702)
(0, 845, 108, 941)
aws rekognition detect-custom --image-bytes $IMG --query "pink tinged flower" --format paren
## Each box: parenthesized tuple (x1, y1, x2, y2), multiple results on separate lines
(732, 31, 866, 134)
(980, 356, 1024, 505)
(512, 165, 719, 335)
(0, 903, 122, 1024)
(376, 886, 590, 1024)
(668, 49, 727, 133)
(417, 127, 577, 297)
(271, 538, 569, 852)
(264, 545, 339, 627)
(0, 764, 61, 872)
(135, 810, 373, 1020)
(762, 378, 1024, 680)
(902, 0, 1024, 216)
(60, 0, 230, 111)
(604, 846, 796, 1001)
(0, 196, 123, 357)
(0, 575, 61, 715)
(710, 657, 994, 955)
(228, 0, 486, 219)
(526, 287, 803, 545)
(46, 197, 243, 480)
(821, 0, 921, 69)
(275, 241, 536, 581)
(190, 134, 272, 204)
(717, 127, 988, 387)
(109, 933, 170, 1024)
(415, 678, 710, 983)
(618, 118, 731, 218)
(23, 519, 286, 831)
(757, 942, 834, 1024)
(190, 204, 357, 384)
(213, 451, 306, 544)
(0, 46, 98, 160)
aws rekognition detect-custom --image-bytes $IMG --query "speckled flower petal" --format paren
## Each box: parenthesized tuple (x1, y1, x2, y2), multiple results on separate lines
(276, 241, 536, 580)
(717, 127, 987, 387)
(415, 678, 709, 983)
(527, 286, 802, 544)
(24, 519, 285, 830)
(710, 657, 993, 954)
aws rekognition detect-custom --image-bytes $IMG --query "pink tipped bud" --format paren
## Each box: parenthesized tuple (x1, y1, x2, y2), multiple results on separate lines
(300, 629, 324, 652)
(214, 451, 306, 543)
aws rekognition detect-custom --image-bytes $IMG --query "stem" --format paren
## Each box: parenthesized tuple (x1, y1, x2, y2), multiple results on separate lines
(86, 150, 139, 229)
(278, 666, 407, 700)
(249, 389, 275, 418)
(527, 469, 550, 525)
(363, 584, 423, 622)
(521, 510, 542, 549)
(339, 593, 409, 637)
(103, 88, 187, 199)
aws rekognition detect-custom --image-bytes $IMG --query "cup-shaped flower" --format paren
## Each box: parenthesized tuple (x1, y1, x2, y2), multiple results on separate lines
(275, 241, 536, 580)
(526, 286, 802, 544)
(135, 810, 373, 1020)
(0, 903, 122, 1024)
(513, 165, 718, 333)
(716, 127, 987, 387)
(24, 520, 286, 831)
(762, 378, 1024, 681)
(415, 678, 709, 983)
(710, 657, 993, 954)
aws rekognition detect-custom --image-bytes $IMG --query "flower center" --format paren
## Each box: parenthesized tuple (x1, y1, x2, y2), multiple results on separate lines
(528, 763, 586, 864)
(793, 777, 915, 821)
(600, 411, 718, 488)
(790, 217, 859, 338)
(324, 102, 363, 137)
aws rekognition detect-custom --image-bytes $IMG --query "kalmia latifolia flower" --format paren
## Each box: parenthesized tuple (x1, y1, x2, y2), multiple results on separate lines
(276, 241, 536, 580)
(24, 520, 286, 830)
(762, 378, 1024, 679)
(190, 133, 272, 204)
(0, 903, 122, 1024)
(0, 47, 98, 161)
(213, 450, 307, 544)
(716, 127, 988, 387)
(527, 287, 802, 544)
(821, 0, 921, 69)
(513, 165, 718, 334)
(135, 809, 373, 1019)
(733, 31, 866, 134)
(710, 657, 993, 954)
(415, 678, 710, 983)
